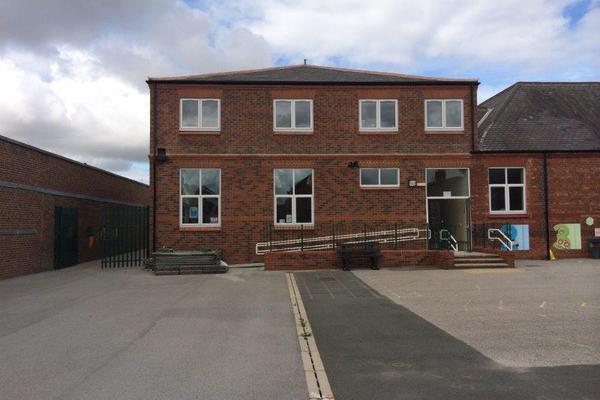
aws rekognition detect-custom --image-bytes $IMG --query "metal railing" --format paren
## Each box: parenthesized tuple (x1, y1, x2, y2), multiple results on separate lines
(257, 222, 430, 255)
(487, 228, 515, 251)
(439, 229, 459, 251)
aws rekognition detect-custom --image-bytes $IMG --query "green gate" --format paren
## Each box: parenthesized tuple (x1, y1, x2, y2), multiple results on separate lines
(100, 206, 149, 268)
(54, 206, 79, 269)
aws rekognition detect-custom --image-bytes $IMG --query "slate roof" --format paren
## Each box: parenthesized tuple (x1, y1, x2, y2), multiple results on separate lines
(478, 82, 600, 152)
(148, 64, 477, 85)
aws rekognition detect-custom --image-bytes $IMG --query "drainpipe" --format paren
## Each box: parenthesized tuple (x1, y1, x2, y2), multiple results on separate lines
(543, 152, 550, 260)
(470, 84, 476, 153)
(151, 82, 157, 253)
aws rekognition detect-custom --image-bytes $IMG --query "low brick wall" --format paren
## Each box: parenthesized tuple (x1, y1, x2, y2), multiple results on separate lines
(265, 249, 453, 271)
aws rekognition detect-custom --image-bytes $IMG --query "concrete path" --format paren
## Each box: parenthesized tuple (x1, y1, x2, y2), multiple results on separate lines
(295, 269, 600, 400)
(0, 261, 306, 400)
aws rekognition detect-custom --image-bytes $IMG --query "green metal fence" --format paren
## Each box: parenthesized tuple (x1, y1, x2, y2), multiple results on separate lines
(100, 206, 149, 268)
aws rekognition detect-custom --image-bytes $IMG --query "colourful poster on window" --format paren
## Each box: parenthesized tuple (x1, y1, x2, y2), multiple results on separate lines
(500, 224, 529, 251)
(553, 223, 582, 250)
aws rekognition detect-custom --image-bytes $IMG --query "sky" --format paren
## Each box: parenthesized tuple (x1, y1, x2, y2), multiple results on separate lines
(0, 0, 598, 183)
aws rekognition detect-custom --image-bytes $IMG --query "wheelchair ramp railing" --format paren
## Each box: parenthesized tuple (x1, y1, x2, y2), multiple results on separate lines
(256, 224, 429, 255)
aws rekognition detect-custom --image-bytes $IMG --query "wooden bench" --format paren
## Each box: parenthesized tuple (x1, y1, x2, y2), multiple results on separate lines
(337, 243, 381, 271)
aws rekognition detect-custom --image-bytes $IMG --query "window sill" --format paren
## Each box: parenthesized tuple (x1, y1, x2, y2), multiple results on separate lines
(273, 224, 315, 231)
(179, 226, 221, 232)
(178, 130, 221, 135)
(273, 130, 314, 135)
(424, 129, 464, 134)
(360, 186, 400, 190)
(488, 213, 529, 219)
(359, 130, 398, 135)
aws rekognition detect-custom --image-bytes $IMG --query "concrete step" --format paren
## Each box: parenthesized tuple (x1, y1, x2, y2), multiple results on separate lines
(455, 257, 505, 262)
(453, 262, 509, 268)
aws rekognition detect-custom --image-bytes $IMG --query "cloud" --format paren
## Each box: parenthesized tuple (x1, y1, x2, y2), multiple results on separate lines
(0, 0, 272, 182)
(1, 0, 599, 185)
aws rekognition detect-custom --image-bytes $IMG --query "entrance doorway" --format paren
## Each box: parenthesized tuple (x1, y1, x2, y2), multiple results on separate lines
(426, 168, 471, 251)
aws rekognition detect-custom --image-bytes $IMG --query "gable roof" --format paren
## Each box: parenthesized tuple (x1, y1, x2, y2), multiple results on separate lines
(477, 82, 600, 152)
(147, 64, 478, 85)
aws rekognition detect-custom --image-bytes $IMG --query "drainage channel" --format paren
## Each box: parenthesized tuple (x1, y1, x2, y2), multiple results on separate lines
(287, 273, 334, 400)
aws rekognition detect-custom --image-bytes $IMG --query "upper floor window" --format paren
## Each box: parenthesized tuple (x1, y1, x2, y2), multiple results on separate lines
(274, 169, 313, 225)
(489, 168, 525, 213)
(360, 168, 399, 188)
(274, 100, 313, 131)
(180, 168, 221, 226)
(180, 99, 220, 131)
(359, 100, 397, 131)
(425, 99, 463, 130)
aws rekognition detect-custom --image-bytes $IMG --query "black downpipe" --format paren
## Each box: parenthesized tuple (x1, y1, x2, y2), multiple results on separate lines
(470, 84, 476, 153)
(151, 82, 157, 253)
(543, 152, 550, 260)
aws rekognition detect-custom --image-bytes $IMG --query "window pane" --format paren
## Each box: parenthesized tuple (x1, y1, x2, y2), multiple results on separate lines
(489, 168, 506, 184)
(295, 101, 311, 128)
(276, 197, 292, 223)
(509, 186, 524, 211)
(182, 197, 199, 224)
(507, 168, 523, 184)
(426, 101, 443, 128)
(294, 169, 313, 194)
(427, 168, 468, 197)
(296, 197, 312, 223)
(380, 168, 398, 185)
(445, 100, 462, 128)
(360, 169, 379, 185)
(201, 169, 220, 195)
(275, 101, 292, 128)
(202, 197, 219, 224)
(181, 100, 198, 128)
(275, 169, 293, 195)
(490, 187, 506, 211)
(181, 169, 200, 195)
(201, 100, 219, 128)
(380, 101, 396, 128)
(360, 101, 377, 128)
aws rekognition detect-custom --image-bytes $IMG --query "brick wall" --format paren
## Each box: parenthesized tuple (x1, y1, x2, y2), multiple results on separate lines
(264, 249, 454, 271)
(0, 136, 150, 280)
(151, 83, 475, 155)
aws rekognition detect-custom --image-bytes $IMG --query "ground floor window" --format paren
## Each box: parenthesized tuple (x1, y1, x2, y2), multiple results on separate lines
(180, 168, 220, 226)
(274, 169, 313, 225)
(360, 168, 399, 187)
(489, 167, 525, 213)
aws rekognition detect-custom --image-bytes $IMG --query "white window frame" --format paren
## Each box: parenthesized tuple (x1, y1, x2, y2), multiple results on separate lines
(179, 98, 221, 131)
(273, 169, 314, 226)
(425, 168, 471, 199)
(488, 167, 526, 214)
(273, 99, 314, 132)
(359, 168, 400, 188)
(359, 99, 398, 132)
(424, 99, 464, 131)
(179, 168, 221, 227)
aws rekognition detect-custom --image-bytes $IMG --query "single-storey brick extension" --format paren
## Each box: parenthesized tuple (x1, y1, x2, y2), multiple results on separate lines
(0, 135, 149, 279)
(147, 65, 600, 269)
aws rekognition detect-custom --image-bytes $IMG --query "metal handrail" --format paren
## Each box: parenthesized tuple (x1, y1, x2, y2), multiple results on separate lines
(439, 229, 459, 251)
(256, 227, 429, 255)
(487, 228, 514, 251)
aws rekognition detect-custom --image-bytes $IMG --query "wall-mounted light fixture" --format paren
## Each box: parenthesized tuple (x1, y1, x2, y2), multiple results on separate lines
(408, 178, 417, 187)
(347, 161, 360, 169)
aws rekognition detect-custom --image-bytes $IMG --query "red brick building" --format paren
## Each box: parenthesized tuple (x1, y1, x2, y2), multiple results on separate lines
(0, 135, 149, 279)
(147, 66, 599, 268)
